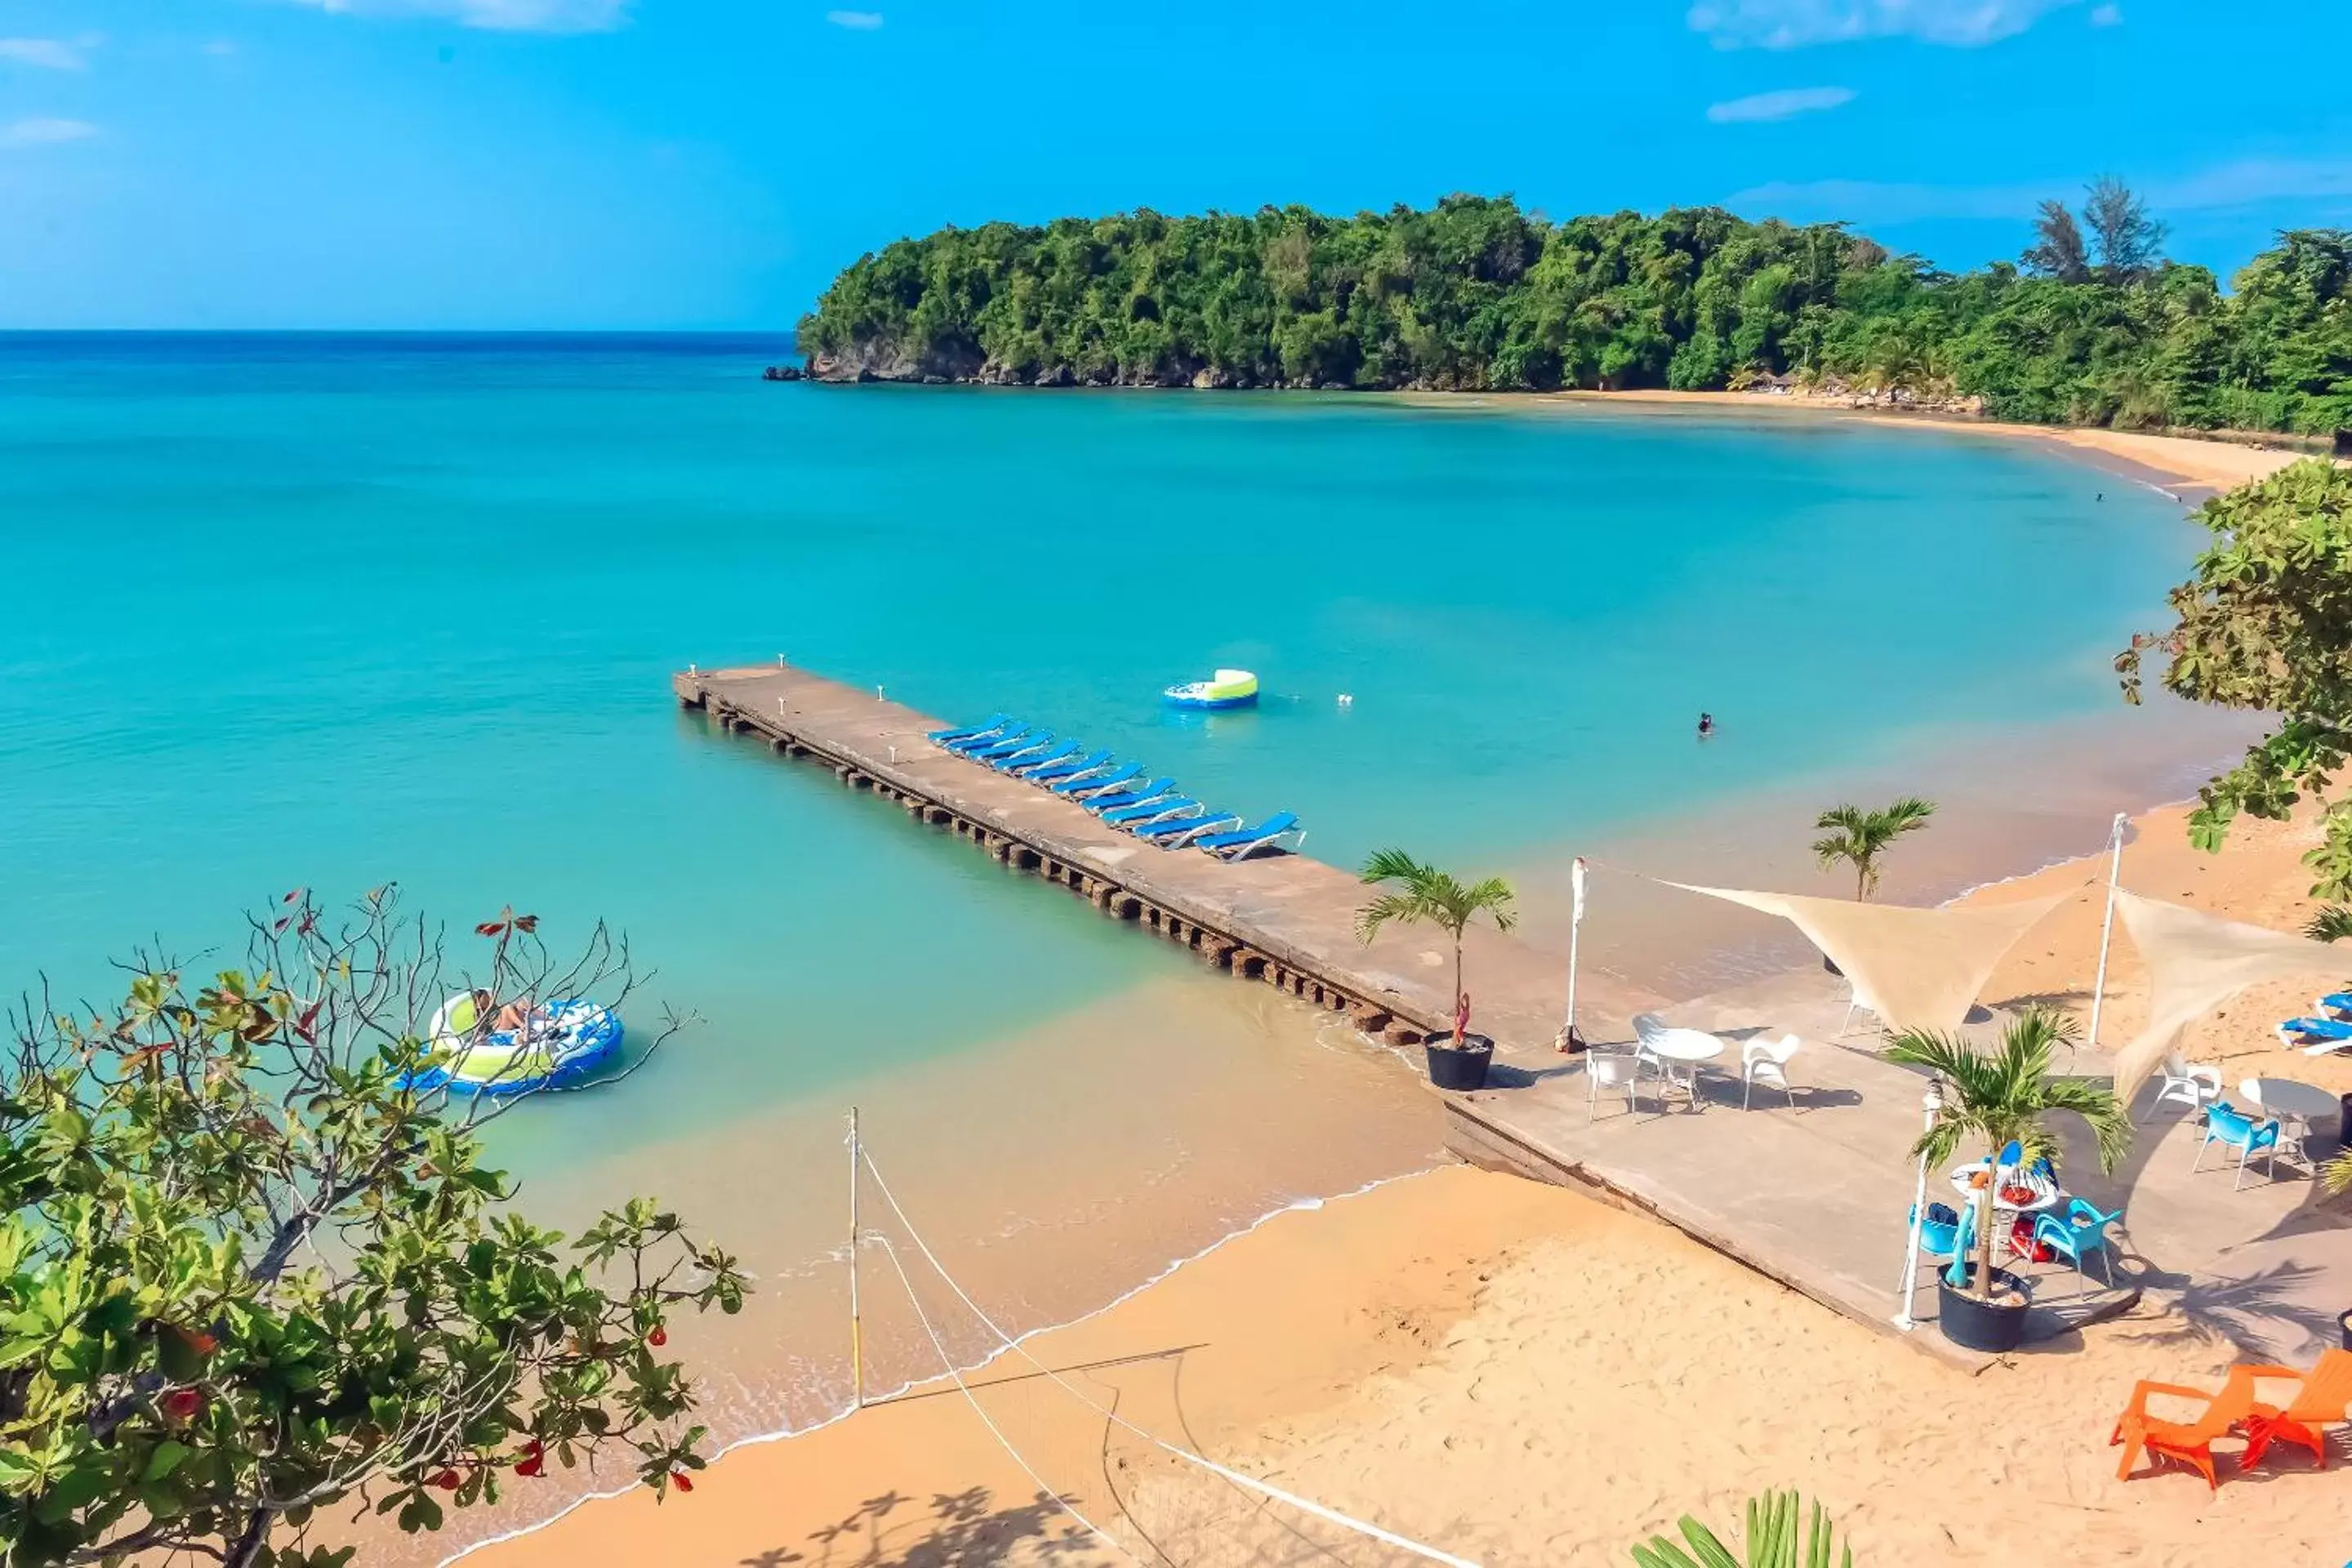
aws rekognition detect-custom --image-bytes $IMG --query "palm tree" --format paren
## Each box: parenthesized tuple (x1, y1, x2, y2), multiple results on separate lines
(1632, 1490, 1852, 1567)
(2304, 904, 2352, 944)
(1811, 797, 1936, 901)
(1356, 849, 1517, 1045)
(1884, 1007, 2132, 1303)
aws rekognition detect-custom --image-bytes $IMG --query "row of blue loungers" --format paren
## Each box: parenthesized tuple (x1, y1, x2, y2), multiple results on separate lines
(2276, 992, 2352, 1054)
(924, 714, 1304, 862)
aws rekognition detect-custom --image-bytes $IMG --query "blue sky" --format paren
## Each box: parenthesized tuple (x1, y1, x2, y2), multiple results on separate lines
(2, 0, 2347, 328)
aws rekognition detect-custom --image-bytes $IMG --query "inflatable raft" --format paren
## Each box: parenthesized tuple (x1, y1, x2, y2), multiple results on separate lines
(402, 992, 625, 1097)
(1163, 668, 1259, 710)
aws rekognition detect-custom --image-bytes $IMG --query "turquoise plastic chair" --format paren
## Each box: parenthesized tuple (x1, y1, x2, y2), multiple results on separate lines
(2033, 1198, 2122, 1290)
(2194, 1102, 2282, 1190)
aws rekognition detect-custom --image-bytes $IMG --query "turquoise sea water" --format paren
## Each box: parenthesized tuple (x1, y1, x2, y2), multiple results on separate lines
(6, 334, 2229, 1548)
(0, 333, 2196, 1172)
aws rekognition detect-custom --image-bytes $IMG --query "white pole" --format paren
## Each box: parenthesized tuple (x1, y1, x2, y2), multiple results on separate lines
(2085, 812, 2128, 1055)
(1892, 1080, 1944, 1332)
(1557, 857, 1588, 1053)
(848, 1107, 864, 1410)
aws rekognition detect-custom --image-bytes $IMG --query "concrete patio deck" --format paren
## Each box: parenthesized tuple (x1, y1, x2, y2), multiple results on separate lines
(1446, 963, 2352, 1370)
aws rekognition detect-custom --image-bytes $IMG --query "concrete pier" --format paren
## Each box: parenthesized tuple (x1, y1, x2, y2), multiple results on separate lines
(676, 663, 1659, 1049)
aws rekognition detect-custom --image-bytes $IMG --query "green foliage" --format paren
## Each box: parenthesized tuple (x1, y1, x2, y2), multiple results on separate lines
(1355, 849, 1517, 1040)
(797, 196, 2352, 434)
(0, 890, 746, 1567)
(2305, 905, 2352, 942)
(2118, 461, 2352, 895)
(1630, 1490, 1853, 1568)
(1883, 1009, 2131, 1303)
(1810, 798, 1936, 901)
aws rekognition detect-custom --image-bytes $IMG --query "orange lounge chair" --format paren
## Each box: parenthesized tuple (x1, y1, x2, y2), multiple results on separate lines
(2241, 1348, 2352, 1469)
(2111, 1366, 2256, 1488)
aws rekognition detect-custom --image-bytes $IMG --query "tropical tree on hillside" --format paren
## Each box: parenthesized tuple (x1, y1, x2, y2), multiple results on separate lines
(1811, 798, 1937, 900)
(1356, 849, 1517, 1044)
(1885, 1009, 2132, 1305)
(2119, 461, 2352, 896)
(0, 889, 745, 1568)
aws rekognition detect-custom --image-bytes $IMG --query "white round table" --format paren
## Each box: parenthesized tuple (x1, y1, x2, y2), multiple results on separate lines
(1948, 1160, 2062, 1216)
(2239, 1078, 2341, 1124)
(1642, 1029, 1724, 1108)
(1646, 1028, 1726, 1066)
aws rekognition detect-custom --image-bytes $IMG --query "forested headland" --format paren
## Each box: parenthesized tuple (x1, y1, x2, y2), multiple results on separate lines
(794, 183, 2351, 436)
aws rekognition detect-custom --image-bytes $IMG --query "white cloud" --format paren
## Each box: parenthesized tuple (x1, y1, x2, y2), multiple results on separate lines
(1707, 86, 1856, 122)
(1, 117, 99, 147)
(278, 0, 630, 33)
(826, 10, 884, 28)
(1688, 0, 2082, 49)
(0, 34, 100, 70)
(2089, 2, 2123, 22)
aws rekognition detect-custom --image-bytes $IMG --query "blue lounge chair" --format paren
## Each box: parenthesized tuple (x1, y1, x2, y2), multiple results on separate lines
(1104, 796, 1200, 828)
(1087, 777, 1177, 815)
(929, 712, 1011, 746)
(948, 724, 1032, 757)
(2193, 1102, 2282, 1189)
(2318, 992, 2352, 1018)
(1027, 748, 1112, 785)
(2278, 1015, 2352, 1054)
(1136, 811, 1240, 848)
(1195, 812, 1303, 861)
(1054, 761, 1141, 797)
(1004, 742, 1083, 777)
(975, 732, 1055, 766)
(2033, 1199, 2122, 1291)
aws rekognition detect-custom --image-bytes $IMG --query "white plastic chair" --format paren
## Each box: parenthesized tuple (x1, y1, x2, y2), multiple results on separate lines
(1741, 1034, 1800, 1110)
(1585, 1053, 1642, 1121)
(2143, 1055, 2219, 1122)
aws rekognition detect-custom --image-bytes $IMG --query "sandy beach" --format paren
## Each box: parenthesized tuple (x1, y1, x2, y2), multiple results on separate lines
(1530, 388, 2324, 494)
(463, 792, 2350, 1568)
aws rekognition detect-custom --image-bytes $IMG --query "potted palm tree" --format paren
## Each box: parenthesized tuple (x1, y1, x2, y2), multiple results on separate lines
(1885, 1007, 2130, 1352)
(1356, 849, 1517, 1092)
(1811, 797, 1935, 973)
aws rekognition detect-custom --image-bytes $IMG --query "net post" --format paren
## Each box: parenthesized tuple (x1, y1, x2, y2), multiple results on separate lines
(849, 1106, 863, 1411)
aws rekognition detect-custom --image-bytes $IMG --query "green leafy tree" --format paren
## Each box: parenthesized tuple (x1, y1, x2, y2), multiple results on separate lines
(798, 194, 2351, 435)
(1355, 850, 1517, 1043)
(1884, 1009, 2131, 1304)
(1810, 798, 1936, 900)
(2082, 175, 2168, 281)
(1632, 1490, 1852, 1568)
(0, 889, 746, 1568)
(2118, 461, 2352, 896)
(2021, 199, 2091, 284)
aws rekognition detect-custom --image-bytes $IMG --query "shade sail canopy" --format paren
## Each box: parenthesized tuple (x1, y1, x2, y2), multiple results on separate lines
(1668, 883, 2070, 1036)
(2109, 890, 2350, 1101)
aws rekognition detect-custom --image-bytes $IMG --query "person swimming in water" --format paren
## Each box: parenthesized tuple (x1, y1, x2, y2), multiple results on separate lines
(1697, 711, 1716, 739)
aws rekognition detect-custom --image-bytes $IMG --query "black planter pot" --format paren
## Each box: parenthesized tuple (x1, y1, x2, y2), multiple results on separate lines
(1937, 1264, 2031, 1352)
(1423, 1032, 1494, 1092)
(2339, 1307, 2351, 1352)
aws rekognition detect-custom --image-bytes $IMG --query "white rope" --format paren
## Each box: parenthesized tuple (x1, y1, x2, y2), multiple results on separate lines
(866, 1227, 1143, 1564)
(859, 1148, 1486, 1568)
